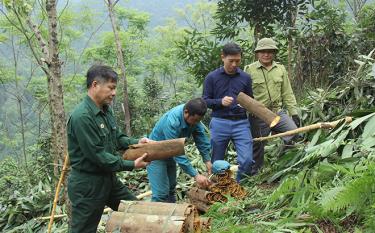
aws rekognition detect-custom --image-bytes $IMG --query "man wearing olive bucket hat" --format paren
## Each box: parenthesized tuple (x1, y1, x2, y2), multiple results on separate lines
(244, 38, 300, 175)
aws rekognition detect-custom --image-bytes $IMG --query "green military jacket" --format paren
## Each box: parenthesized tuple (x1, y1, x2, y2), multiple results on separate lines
(244, 61, 298, 115)
(67, 95, 139, 174)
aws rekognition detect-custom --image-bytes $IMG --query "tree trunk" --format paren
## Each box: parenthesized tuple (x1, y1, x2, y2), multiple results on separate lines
(11, 34, 27, 167)
(287, 3, 298, 82)
(106, 0, 132, 136)
(45, 0, 71, 228)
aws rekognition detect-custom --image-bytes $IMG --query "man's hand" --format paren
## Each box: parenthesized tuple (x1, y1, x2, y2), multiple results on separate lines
(292, 115, 301, 128)
(205, 161, 212, 175)
(138, 137, 153, 144)
(194, 174, 211, 188)
(134, 153, 150, 168)
(221, 96, 234, 107)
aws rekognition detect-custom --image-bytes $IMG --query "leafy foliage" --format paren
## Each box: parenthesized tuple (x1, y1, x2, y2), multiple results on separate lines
(213, 0, 307, 39)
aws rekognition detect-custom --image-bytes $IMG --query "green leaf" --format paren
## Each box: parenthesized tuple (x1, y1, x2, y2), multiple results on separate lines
(362, 137, 375, 149)
(308, 129, 322, 148)
(350, 112, 375, 130)
(341, 144, 353, 159)
(362, 115, 375, 138)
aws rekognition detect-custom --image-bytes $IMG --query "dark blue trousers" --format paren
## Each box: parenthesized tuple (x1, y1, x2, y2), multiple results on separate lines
(209, 117, 253, 182)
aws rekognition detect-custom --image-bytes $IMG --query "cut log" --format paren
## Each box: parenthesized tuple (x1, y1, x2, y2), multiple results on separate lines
(237, 92, 280, 127)
(118, 201, 194, 217)
(123, 138, 185, 162)
(105, 211, 185, 233)
(187, 187, 227, 204)
(108, 201, 200, 233)
(254, 117, 353, 142)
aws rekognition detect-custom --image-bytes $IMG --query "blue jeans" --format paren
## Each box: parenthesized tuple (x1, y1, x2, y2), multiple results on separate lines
(146, 158, 177, 202)
(210, 117, 253, 182)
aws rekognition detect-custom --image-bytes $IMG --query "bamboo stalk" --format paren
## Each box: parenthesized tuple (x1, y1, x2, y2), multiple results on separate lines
(254, 117, 352, 142)
(47, 152, 69, 233)
(136, 190, 152, 199)
(37, 214, 66, 220)
(123, 138, 185, 161)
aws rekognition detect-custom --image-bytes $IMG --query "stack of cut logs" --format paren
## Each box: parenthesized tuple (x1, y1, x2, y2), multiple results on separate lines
(187, 170, 247, 212)
(105, 201, 211, 233)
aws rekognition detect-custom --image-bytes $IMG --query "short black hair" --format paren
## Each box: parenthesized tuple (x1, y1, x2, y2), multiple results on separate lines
(222, 42, 242, 56)
(184, 98, 207, 116)
(86, 65, 118, 88)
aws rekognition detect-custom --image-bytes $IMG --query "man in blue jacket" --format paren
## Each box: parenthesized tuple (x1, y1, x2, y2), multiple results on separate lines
(147, 98, 212, 202)
(203, 42, 253, 182)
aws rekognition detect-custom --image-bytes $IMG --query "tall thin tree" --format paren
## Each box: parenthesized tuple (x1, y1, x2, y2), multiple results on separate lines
(105, 0, 132, 135)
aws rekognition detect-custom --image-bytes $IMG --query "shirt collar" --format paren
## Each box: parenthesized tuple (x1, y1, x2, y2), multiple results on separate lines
(255, 60, 277, 69)
(84, 95, 106, 115)
(219, 66, 240, 75)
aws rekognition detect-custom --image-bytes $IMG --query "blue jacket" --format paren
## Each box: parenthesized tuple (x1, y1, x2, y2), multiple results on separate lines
(149, 104, 211, 177)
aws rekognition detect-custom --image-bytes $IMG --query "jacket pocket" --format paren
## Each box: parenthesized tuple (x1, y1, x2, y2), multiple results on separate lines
(252, 78, 265, 95)
(272, 75, 283, 92)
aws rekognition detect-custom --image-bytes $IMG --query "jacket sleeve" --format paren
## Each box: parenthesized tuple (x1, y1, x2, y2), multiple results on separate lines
(245, 72, 254, 98)
(281, 66, 298, 115)
(202, 74, 222, 109)
(71, 114, 134, 172)
(192, 122, 211, 162)
(117, 128, 139, 150)
(162, 116, 198, 177)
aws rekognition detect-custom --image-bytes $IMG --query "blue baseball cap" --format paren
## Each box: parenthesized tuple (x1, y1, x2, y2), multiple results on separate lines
(212, 160, 230, 174)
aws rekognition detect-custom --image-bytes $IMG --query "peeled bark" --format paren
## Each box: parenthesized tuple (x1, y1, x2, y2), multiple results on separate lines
(237, 92, 280, 128)
(189, 198, 211, 213)
(123, 138, 185, 162)
(200, 217, 212, 231)
(187, 187, 227, 204)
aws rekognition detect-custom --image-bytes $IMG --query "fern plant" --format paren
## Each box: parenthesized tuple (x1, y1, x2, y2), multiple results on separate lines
(319, 162, 375, 214)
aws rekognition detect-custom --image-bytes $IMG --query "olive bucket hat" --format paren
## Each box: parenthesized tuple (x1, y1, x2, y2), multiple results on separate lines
(254, 38, 278, 52)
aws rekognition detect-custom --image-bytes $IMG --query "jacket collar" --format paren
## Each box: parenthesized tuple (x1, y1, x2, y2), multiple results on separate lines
(84, 95, 108, 115)
(255, 60, 277, 69)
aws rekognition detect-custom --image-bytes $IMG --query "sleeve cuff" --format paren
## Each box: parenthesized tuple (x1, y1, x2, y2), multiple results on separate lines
(121, 160, 135, 171)
(202, 154, 211, 163)
(288, 109, 298, 116)
(130, 138, 139, 145)
(189, 169, 198, 177)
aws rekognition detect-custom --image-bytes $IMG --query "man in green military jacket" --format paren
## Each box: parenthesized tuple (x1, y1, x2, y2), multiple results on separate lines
(67, 65, 150, 233)
(244, 38, 300, 175)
